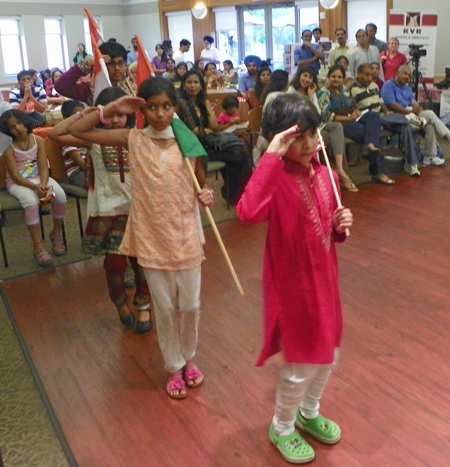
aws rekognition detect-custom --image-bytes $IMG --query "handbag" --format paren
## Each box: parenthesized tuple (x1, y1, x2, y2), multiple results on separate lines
(27, 111, 47, 128)
(202, 132, 245, 153)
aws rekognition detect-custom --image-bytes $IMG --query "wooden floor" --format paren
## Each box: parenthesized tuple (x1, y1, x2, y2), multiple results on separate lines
(3, 166, 450, 467)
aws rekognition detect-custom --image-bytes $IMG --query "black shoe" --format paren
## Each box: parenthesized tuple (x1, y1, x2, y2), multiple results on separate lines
(120, 313, 136, 329)
(136, 309, 152, 334)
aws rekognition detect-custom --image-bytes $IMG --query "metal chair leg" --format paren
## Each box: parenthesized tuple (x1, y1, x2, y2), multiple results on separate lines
(76, 197, 84, 238)
(0, 227, 8, 268)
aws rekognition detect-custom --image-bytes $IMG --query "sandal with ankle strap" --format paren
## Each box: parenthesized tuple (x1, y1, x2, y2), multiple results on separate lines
(50, 233, 66, 256)
(183, 361, 204, 388)
(166, 370, 187, 400)
(33, 246, 54, 267)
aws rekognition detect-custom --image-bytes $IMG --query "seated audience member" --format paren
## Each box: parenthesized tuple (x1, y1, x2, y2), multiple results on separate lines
(247, 66, 271, 109)
(46, 68, 67, 108)
(381, 65, 450, 174)
(39, 69, 51, 89)
(9, 70, 48, 121)
(380, 37, 407, 82)
(193, 59, 206, 76)
(55, 41, 135, 105)
(171, 62, 188, 86)
(287, 65, 357, 189)
(151, 43, 168, 76)
(128, 61, 137, 84)
(349, 63, 420, 182)
(238, 55, 262, 98)
(58, 101, 87, 188)
(217, 96, 240, 130)
(222, 60, 238, 85)
(204, 62, 224, 89)
(317, 64, 388, 189)
(371, 62, 384, 91)
(162, 59, 176, 80)
(348, 29, 383, 80)
(261, 70, 289, 114)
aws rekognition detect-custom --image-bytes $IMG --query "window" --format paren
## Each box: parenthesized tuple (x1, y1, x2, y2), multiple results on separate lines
(83, 16, 102, 54)
(44, 17, 68, 70)
(214, 7, 239, 67)
(165, 11, 195, 64)
(0, 17, 27, 75)
(347, 0, 386, 45)
(296, 1, 319, 35)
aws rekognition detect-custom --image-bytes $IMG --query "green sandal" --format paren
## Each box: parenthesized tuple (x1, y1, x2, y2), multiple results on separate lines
(295, 413, 341, 445)
(269, 423, 315, 464)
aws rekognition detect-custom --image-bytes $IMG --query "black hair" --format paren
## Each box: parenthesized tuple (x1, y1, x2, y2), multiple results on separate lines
(193, 59, 205, 75)
(51, 68, 63, 84)
(138, 77, 177, 106)
(40, 69, 51, 79)
(365, 23, 378, 33)
(223, 59, 233, 69)
(335, 28, 347, 35)
(204, 62, 217, 73)
(253, 66, 271, 99)
(355, 29, 367, 39)
(180, 69, 207, 115)
(108, 38, 117, 43)
(162, 40, 173, 57)
(180, 39, 191, 47)
(222, 96, 239, 110)
(335, 55, 349, 66)
(357, 63, 373, 74)
(77, 43, 87, 58)
(290, 66, 317, 90)
(17, 70, 31, 82)
(94, 87, 135, 128)
(312, 27, 322, 35)
(166, 58, 175, 66)
(261, 94, 322, 140)
(28, 69, 37, 77)
(99, 41, 127, 61)
(0, 109, 34, 139)
(61, 100, 85, 119)
(302, 29, 312, 37)
(260, 70, 289, 105)
(173, 62, 188, 82)
(327, 64, 346, 79)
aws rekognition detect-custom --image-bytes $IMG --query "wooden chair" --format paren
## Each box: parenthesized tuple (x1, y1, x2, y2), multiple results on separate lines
(206, 161, 229, 209)
(247, 106, 263, 167)
(44, 138, 87, 239)
(213, 102, 224, 118)
(0, 157, 46, 267)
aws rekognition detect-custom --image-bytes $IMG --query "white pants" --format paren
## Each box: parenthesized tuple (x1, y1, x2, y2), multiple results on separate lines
(143, 267, 201, 373)
(417, 110, 450, 157)
(273, 350, 339, 437)
(8, 177, 67, 209)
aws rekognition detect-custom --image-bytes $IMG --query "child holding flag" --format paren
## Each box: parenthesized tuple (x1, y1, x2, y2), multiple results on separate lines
(237, 94, 353, 464)
(68, 77, 215, 400)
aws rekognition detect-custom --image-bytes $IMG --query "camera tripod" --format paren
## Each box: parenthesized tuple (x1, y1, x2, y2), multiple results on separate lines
(409, 57, 433, 108)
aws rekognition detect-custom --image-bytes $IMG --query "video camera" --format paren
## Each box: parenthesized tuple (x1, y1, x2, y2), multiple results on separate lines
(409, 44, 427, 60)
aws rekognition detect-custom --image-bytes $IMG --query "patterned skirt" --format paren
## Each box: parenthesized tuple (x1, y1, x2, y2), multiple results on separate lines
(82, 214, 128, 256)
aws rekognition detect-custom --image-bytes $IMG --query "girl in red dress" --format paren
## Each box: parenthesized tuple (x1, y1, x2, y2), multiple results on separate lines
(237, 94, 353, 464)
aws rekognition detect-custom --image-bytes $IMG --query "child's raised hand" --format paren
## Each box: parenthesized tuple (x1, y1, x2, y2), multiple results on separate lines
(333, 207, 353, 233)
(198, 188, 216, 210)
(266, 125, 301, 159)
(106, 96, 146, 116)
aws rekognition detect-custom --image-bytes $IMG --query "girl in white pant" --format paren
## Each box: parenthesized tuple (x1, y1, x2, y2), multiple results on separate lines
(0, 110, 66, 266)
(238, 94, 353, 464)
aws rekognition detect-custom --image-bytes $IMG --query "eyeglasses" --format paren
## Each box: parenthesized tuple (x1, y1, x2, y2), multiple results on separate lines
(106, 60, 127, 69)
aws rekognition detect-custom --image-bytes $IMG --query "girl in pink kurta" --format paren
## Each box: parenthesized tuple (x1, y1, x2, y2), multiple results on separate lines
(68, 77, 215, 400)
(237, 94, 353, 464)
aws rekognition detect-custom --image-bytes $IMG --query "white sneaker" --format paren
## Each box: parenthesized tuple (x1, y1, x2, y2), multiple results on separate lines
(406, 163, 421, 177)
(422, 156, 445, 167)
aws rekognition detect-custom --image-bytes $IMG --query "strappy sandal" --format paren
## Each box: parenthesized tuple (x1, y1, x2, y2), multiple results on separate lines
(50, 233, 66, 256)
(295, 413, 341, 445)
(339, 177, 359, 193)
(166, 370, 187, 400)
(373, 174, 395, 185)
(269, 423, 315, 464)
(183, 361, 204, 388)
(33, 245, 54, 267)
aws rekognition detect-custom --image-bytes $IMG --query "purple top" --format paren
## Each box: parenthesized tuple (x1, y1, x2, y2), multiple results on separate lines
(151, 56, 167, 71)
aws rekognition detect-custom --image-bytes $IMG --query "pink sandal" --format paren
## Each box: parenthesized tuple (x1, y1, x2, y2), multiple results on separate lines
(33, 247, 54, 267)
(166, 370, 187, 400)
(183, 361, 204, 388)
(50, 233, 66, 256)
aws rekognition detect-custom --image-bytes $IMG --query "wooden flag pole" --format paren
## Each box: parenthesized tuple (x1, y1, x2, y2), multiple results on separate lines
(184, 159, 245, 295)
(317, 131, 350, 237)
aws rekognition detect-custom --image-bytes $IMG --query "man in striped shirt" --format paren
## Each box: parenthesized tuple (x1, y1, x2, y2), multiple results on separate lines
(9, 70, 47, 114)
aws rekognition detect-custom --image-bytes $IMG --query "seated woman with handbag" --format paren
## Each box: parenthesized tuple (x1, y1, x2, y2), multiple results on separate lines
(317, 65, 393, 188)
(177, 69, 250, 206)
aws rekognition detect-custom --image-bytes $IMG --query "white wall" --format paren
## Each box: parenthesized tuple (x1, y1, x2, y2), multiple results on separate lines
(0, 0, 160, 86)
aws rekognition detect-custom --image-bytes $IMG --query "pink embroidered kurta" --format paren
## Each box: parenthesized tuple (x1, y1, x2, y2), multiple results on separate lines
(119, 128, 204, 270)
(237, 153, 346, 366)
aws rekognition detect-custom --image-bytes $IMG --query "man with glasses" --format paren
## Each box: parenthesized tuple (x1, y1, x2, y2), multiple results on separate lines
(328, 28, 354, 66)
(381, 64, 450, 174)
(294, 29, 324, 73)
(55, 41, 136, 105)
(348, 29, 383, 81)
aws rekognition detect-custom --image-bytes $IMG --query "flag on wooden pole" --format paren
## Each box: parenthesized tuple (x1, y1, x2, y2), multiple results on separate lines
(135, 35, 155, 129)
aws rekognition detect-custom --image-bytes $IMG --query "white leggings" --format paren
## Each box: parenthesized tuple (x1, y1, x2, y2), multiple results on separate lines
(143, 266, 201, 373)
(8, 177, 67, 209)
(273, 349, 339, 437)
